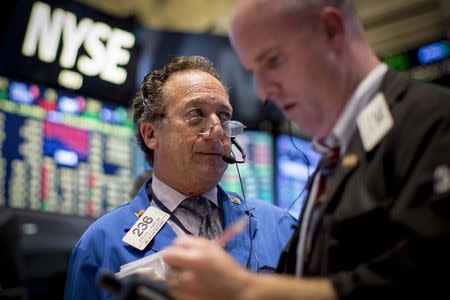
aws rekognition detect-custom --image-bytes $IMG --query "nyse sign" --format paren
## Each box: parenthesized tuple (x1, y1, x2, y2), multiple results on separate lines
(21, 1, 136, 90)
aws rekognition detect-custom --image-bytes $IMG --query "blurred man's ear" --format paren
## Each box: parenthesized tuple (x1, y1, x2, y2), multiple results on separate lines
(320, 6, 345, 43)
(140, 122, 158, 150)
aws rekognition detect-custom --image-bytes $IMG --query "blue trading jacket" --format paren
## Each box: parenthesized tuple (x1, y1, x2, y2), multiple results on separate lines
(64, 181, 296, 299)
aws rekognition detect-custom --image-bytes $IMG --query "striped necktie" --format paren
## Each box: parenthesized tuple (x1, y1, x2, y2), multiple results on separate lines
(179, 196, 223, 240)
(296, 137, 341, 276)
(306, 140, 341, 254)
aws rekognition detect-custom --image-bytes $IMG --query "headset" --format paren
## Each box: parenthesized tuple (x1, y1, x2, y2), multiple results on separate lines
(221, 137, 261, 270)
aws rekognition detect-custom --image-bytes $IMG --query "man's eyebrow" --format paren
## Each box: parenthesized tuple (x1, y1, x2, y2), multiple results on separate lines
(183, 98, 232, 112)
(182, 98, 207, 108)
(255, 46, 278, 65)
(217, 103, 233, 113)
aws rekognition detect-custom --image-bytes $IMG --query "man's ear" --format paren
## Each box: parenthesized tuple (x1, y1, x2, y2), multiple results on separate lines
(140, 122, 158, 150)
(320, 6, 345, 45)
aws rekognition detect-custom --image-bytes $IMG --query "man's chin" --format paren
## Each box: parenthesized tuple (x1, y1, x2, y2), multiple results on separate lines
(200, 168, 225, 182)
(188, 175, 223, 193)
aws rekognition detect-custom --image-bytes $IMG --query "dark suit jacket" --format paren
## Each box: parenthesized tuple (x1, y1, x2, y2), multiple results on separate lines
(277, 70, 450, 299)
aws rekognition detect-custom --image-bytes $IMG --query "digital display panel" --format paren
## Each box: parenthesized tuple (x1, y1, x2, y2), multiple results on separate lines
(0, 0, 138, 105)
(220, 131, 274, 204)
(381, 38, 450, 87)
(0, 75, 145, 218)
(276, 135, 320, 218)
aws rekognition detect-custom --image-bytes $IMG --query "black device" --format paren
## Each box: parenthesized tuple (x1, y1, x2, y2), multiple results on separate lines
(98, 271, 170, 300)
(222, 138, 247, 164)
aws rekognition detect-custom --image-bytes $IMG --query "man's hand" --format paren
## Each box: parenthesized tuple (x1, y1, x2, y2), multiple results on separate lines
(163, 236, 338, 300)
(163, 236, 251, 300)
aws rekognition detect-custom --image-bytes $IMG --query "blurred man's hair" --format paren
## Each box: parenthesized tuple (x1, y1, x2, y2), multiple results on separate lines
(129, 169, 153, 198)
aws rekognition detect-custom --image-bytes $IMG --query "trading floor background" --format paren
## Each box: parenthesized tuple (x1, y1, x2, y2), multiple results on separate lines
(0, 0, 449, 299)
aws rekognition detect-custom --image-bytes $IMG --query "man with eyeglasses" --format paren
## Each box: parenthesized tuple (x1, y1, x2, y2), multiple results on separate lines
(64, 55, 296, 300)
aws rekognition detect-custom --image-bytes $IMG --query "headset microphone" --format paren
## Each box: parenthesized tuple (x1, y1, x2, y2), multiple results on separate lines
(222, 155, 237, 164)
(222, 138, 247, 164)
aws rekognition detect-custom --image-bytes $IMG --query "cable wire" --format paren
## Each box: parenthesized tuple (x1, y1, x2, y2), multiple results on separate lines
(287, 121, 312, 212)
(230, 148, 261, 270)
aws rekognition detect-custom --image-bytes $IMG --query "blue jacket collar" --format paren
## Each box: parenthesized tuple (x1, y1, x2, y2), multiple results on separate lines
(219, 186, 258, 268)
(123, 179, 176, 253)
(123, 181, 258, 259)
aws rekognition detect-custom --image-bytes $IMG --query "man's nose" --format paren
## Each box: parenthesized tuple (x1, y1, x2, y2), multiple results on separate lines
(204, 116, 225, 140)
(254, 72, 276, 103)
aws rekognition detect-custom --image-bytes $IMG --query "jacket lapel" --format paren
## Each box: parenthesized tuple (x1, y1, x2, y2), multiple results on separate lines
(219, 187, 258, 268)
(318, 134, 364, 215)
(122, 180, 177, 253)
(311, 70, 410, 247)
(123, 184, 259, 258)
(379, 69, 410, 109)
(148, 223, 177, 253)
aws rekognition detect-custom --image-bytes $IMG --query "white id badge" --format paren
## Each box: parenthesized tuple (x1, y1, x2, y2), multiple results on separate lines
(357, 93, 394, 152)
(122, 206, 170, 250)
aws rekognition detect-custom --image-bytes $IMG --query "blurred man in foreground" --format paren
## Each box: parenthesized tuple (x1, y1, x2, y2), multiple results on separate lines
(163, 1, 450, 299)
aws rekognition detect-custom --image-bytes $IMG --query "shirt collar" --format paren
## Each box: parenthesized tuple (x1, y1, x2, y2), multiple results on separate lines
(328, 63, 388, 154)
(151, 174, 218, 212)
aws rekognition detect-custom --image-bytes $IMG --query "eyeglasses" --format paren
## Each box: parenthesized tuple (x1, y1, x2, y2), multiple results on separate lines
(184, 117, 246, 137)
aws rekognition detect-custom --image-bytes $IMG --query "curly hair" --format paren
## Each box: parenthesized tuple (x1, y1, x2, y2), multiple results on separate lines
(132, 55, 225, 163)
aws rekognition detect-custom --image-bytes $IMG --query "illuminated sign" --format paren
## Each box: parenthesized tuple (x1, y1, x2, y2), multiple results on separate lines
(21, 1, 135, 89)
(417, 41, 449, 65)
(0, 0, 138, 104)
(381, 38, 450, 84)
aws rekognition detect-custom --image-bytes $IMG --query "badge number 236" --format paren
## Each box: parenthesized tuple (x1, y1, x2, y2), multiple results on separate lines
(132, 216, 153, 237)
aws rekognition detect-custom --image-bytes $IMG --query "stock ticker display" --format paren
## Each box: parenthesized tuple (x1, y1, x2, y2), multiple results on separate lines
(220, 131, 274, 204)
(0, 75, 146, 218)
